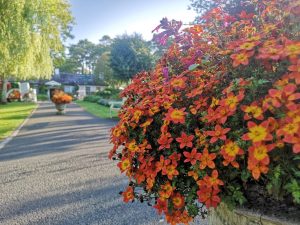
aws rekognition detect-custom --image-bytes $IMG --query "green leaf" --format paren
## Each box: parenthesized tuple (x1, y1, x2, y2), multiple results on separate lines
(188, 64, 199, 71)
(285, 179, 300, 204)
(241, 170, 250, 182)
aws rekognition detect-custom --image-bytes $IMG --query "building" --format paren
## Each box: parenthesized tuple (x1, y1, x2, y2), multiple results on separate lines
(51, 73, 107, 99)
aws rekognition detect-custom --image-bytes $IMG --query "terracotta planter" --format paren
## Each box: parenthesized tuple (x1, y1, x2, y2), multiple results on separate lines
(208, 203, 298, 225)
(55, 103, 66, 115)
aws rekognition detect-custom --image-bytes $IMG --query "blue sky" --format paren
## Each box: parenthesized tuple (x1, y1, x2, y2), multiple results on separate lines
(68, 0, 196, 44)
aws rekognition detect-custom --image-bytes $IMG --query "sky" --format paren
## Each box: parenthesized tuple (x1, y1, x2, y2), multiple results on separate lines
(68, 0, 197, 45)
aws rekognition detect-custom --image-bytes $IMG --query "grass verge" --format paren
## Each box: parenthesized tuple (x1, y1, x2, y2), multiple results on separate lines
(76, 100, 118, 119)
(0, 102, 37, 140)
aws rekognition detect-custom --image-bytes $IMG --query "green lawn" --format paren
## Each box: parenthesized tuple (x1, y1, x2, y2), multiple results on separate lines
(0, 102, 37, 140)
(76, 100, 119, 119)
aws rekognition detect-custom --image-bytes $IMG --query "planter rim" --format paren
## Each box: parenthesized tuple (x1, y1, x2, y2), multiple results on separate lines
(209, 202, 299, 225)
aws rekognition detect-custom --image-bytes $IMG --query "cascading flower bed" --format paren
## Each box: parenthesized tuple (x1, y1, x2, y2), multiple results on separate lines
(109, 0, 300, 224)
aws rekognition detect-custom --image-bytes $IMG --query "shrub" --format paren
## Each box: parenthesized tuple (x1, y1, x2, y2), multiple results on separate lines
(83, 95, 101, 103)
(37, 94, 48, 101)
(110, 0, 300, 224)
(96, 87, 121, 99)
(98, 98, 111, 106)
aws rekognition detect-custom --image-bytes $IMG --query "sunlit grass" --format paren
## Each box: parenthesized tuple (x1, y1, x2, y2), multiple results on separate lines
(76, 100, 118, 119)
(0, 102, 37, 140)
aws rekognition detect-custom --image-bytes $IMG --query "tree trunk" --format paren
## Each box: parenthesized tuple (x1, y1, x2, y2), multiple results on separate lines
(1, 78, 8, 104)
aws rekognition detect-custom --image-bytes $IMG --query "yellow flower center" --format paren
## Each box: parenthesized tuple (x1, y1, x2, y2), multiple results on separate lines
(215, 131, 221, 136)
(173, 197, 182, 206)
(128, 142, 139, 152)
(226, 96, 238, 108)
(283, 123, 299, 135)
(287, 45, 300, 54)
(237, 54, 247, 61)
(170, 110, 184, 120)
(225, 143, 239, 156)
(171, 79, 184, 87)
(241, 42, 254, 49)
(249, 125, 268, 142)
(253, 146, 268, 160)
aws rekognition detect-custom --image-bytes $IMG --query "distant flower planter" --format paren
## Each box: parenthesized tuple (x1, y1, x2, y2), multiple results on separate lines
(55, 103, 66, 115)
(51, 89, 72, 115)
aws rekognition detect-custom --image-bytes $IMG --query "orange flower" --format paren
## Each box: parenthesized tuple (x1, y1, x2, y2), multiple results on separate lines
(149, 106, 160, 116)
(132, 109, 142, 123)
(112, 127, 122, 137)
(183, 148, 201, 165)
(283, 40, 300, 58)
(159, 182, 174, 199)
(179, 210, 193, 224)
(51, 90, 72, 104)
(197, 187, 221, 208)
(188, 170, 199, 181)
(176, 132, 194, 149)
(205, 125, 231, 143)
(220, 91, 244, 110)
(201, 170, 224, 189)
(238, 41, 258, 51)
(155, 155, 170, 173)
(239, 10, 254, 20)
(220, 140, 244, 162)
(153, 198, 168, 214)
(215, 106, 235, 124)
(165, 107, 186, 124)
(146, 177, 155, 190)
(242, 121, 273, 142)
(169, 152, 182, 165)
(193, 97, 208, 110)
(199, 148, 216, 169)
(230, 51, 254, 67)
(158, 134, 173, 150)
(288, 59, 300, 73)
(126, 140, 140, 153)
(277, 118, 300, 142)
(162, 164, 179, 180)
(195, 130, 207, 147)
(117, 158, 131, 172)
(248, 143, 275, 165)
(210, 97, 219, 108)
(171, 76, 187, 89)
(172, 193, 185, 209)
(241, 102, 264, 120)
(268, 84, 300, 108)
(122, 186, 134, 202)
(257, 46, 283, 60)
(247, 160, 269, 180)
(134, 169, 145, 184)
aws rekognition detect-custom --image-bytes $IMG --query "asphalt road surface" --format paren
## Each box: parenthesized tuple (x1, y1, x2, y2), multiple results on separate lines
(0, 102, 207, 225)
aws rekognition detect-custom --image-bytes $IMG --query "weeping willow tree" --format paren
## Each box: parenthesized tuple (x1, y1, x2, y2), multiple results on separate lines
(0, 0, 73, 103)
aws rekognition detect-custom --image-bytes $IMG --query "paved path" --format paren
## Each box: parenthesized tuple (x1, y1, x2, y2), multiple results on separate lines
(0, 102, 207, 225)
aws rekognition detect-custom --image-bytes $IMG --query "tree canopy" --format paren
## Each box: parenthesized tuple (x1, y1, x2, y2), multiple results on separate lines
(0, 0, 73, 80)
(110, 33, 153, 81)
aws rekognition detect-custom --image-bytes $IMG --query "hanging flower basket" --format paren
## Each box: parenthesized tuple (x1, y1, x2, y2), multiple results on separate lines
(109, 0, 300, 224)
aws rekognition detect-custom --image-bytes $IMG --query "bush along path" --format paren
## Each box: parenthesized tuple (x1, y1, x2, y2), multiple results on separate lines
(0, 102, 209, 225)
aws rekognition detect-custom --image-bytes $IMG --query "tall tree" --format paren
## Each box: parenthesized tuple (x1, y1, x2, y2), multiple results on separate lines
(189, 0, 255, 18)
(67, 39, 96, 74)
(110, 33, 153, 82)
(94, 52, 117, 86)
(0, 0, 73, 103)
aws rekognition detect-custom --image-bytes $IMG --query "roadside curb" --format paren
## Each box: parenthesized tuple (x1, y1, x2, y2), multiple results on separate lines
(0, 103, 39, 151)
